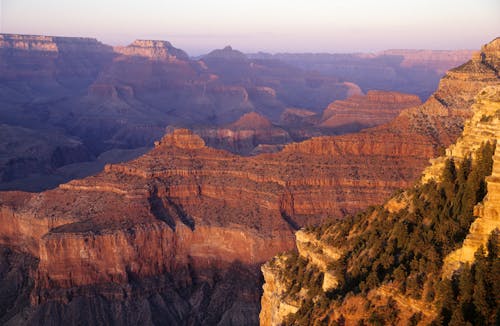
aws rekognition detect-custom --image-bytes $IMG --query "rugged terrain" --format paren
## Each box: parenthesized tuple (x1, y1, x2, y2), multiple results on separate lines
(0, 34, 358, 190)
(193, 112, 291, 155)
(0, 33, 476, 190)
(0, 38, 498, 325)
(260, 85, 500, 325)
(194, 90, 422, 155)
(319, 90, 421, 131)
(250, 49, 475, 100)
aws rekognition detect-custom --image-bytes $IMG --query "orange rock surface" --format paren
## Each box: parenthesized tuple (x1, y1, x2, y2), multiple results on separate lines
(320, 90, 422, 129)
(0, 38, 498, 325)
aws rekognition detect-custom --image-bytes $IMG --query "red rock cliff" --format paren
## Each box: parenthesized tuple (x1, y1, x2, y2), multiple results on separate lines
(0, 38, 499, 325)
(320, 90, 422, 129)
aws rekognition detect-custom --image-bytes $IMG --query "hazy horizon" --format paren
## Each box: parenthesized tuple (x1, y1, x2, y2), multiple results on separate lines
(1, 0, 499, 56)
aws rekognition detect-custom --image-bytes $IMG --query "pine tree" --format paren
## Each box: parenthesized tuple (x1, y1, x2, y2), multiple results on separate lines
(472, 247, 489, 324)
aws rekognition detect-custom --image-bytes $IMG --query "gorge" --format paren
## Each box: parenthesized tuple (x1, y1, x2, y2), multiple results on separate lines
(0, 35, 498, 325)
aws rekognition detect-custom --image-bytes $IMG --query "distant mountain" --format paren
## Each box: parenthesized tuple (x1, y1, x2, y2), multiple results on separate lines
(0, 34, 359, 190)
(248, 49, 475, 101)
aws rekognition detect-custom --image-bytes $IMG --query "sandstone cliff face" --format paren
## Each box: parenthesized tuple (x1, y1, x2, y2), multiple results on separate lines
(114, 40, 189, 61)
(259, 39, 500, 326)
(260, 258, 300, 326)
(0, 118, 448, 324)
(438, 86, 500, 277)
(260, 86, 500, 326)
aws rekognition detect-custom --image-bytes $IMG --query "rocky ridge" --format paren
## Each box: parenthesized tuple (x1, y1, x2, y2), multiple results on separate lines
(259, 84, 500, 326)
(320, 90, 422, 130)
(0, 37, 498, 324)
(194, 112, 292, 155)
(258, 38, 500, 325)
(440, 86, 500, 277)
(114, 40, 189, 61)
(0, 34, 111, 53)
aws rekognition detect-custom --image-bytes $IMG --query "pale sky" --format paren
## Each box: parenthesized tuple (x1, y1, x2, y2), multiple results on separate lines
(1, 0, 499, 55)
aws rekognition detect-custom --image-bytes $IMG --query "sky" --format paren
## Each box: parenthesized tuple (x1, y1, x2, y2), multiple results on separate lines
(0, 0, 499, 56)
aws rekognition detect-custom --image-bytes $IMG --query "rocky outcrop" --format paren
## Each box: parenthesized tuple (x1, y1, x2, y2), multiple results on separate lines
(195, 112, 292, 154)
(259, 38, 500, 326)
(279, 108, 318, 126)
(114, 40, 189, 61)
(197, 89, 422, 154)
(320, 90, 421, 130)
(438, 86, 500, 277)
(260, 258, 300, 326)
(259, 85, 500, 326)
(0, 34, 111, 53)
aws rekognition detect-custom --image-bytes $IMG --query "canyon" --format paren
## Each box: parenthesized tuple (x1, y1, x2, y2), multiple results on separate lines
(250, 49, 475, 101)
(0, 38, 498, 324)
(0, 33, 474, 191)
(0, 34, 357, 190)
(260, 75, 500, 325)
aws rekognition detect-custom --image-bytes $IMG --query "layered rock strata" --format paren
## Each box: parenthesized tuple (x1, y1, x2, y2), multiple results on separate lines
(0, 38, 498, 324)
(320, 90, 422, 129)
(195, 112, 292, 155)
(260, 84, 500, 326)
(440, 86, 500, 277)
(259, 38, 500, 326)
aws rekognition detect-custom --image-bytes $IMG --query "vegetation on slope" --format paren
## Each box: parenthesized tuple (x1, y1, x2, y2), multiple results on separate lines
(278, 141, 498, 325)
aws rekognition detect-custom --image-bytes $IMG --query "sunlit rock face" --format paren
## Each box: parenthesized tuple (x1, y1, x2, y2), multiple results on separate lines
(0, 37, 498, 325)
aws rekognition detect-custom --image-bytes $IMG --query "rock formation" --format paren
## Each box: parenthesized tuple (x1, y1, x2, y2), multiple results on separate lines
(194, 112, 292, 154)
(0, 34, 361, 190)
(249, 49, 475, 100)
(259, 82, 500, 326)
(320, 90, 421, 130)
(0, 37, 497, 324)
(114, 40, 189, 61)
(437, 86, 500, 277)
(194, 89, 423, 155)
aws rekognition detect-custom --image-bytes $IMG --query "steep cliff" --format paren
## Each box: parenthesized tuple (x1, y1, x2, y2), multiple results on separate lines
(0, 38, 498, 324)
(0, 117, 445, 324)
(0, 129, 297, 324)
(260, 85, 500, 325)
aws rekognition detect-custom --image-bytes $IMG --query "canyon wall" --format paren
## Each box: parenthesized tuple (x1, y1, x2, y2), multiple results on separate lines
(260, 83, 500, 326)
(0, 37, 497, 324)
